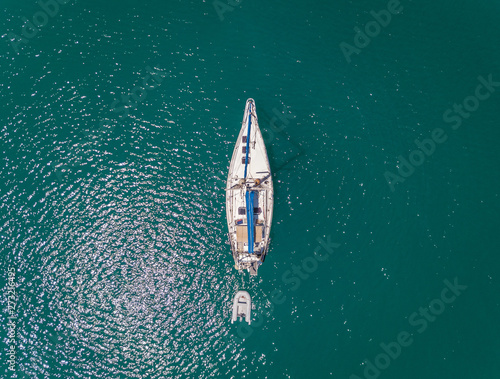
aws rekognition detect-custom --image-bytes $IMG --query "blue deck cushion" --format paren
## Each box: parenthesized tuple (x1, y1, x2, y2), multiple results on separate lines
(245, 190, 255, 254)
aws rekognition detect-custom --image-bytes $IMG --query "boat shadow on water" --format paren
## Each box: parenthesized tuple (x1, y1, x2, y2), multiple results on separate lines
(258, 107, 307, 176)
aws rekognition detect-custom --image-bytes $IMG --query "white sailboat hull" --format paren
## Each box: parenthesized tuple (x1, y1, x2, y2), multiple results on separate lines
(226, 99, 273, 276)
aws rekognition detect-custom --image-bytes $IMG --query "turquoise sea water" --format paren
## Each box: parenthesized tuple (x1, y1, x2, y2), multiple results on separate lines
(1, 0, 499, 378)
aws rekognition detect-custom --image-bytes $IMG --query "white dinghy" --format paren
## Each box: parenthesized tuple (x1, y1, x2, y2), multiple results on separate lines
(226, 99, 273, 276)
(231, 291, 252, 325)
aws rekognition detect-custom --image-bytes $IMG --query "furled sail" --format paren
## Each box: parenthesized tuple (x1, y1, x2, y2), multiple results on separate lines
(243, 102, 255, 254)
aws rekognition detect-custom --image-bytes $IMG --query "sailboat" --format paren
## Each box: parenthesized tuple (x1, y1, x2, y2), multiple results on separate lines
(226, 99, 273, 276)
